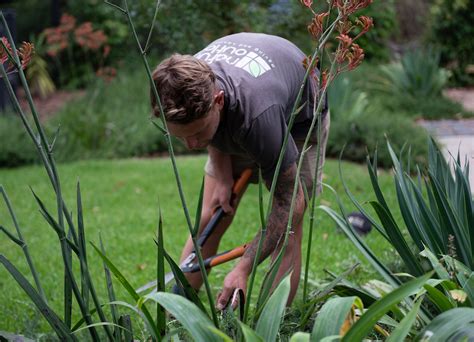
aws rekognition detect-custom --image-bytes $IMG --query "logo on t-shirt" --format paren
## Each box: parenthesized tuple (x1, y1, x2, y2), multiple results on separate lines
(196, 42, 275, 78)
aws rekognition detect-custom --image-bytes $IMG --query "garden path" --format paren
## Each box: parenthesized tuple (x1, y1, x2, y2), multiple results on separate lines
(418, 88, 474, 190)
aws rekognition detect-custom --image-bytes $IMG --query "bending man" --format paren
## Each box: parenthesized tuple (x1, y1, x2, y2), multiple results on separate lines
(150, 32, 329, 309)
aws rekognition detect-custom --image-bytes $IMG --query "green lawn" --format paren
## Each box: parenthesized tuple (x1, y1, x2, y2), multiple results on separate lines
(0, 156, 399, 335)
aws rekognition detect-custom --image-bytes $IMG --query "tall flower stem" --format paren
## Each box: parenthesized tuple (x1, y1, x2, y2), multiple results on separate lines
(252, 16, 340, 317)
(109, 0, 219, 328)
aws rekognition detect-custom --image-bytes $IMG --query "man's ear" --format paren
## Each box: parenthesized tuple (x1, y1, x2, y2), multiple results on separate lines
(214, 90, 225, 110)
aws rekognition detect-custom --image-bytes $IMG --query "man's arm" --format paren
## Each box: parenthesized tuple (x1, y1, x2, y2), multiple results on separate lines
(242, 163, 305, 271)
(207, 145, 235, 214)
(216, 163, 305, 309)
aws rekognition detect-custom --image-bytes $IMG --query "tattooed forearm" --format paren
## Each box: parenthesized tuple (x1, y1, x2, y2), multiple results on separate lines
(242, 163, 304, 267)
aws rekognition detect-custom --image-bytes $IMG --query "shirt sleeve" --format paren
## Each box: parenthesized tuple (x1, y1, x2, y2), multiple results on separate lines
(237, 105, 299, 181)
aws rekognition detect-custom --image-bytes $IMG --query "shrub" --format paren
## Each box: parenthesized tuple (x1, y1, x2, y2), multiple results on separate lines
(46, 67, 187, 162)
(372, 92, 471, 120)
(364, 48, 473, 120)
(378, 47, 450, 99)
(326, 72, 430, 168)
(328, 74, 369, 122)
(269, 0, 397, 61)
(322, 138, 474, 312)
(42, 13, 113, 88)
(427, 0, 474, 86)
(0, 113, 38, 167)
(152, 1, 272, 55)
(320, 138, 474, 340)
(327, 110, 429, 169)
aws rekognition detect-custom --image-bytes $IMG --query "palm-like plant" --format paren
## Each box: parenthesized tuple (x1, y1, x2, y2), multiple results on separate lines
(319, 138, 474, 340)
(378, 47, 450, 99)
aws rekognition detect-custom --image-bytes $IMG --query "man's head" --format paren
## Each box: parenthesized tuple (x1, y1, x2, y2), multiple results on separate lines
(151, 54, 224, 150)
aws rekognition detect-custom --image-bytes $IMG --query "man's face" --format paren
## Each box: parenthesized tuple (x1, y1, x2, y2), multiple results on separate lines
(167, 91, 224, 150)
(167, 108, 219, 150)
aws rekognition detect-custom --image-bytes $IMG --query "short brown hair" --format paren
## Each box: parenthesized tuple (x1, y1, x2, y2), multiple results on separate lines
(150, 54, 216, 124)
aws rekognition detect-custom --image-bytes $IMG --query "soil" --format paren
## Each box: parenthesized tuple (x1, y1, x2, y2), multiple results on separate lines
(443, 88, 474, 112)
(17, 88, 85, 121)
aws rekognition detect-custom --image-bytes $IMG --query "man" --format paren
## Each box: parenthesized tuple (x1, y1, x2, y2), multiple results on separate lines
(150, 33, 329, 309)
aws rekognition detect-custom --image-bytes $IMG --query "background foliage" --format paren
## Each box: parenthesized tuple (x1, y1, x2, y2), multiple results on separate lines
(427, 0, 474, 85)
(0, 0, 472, 167)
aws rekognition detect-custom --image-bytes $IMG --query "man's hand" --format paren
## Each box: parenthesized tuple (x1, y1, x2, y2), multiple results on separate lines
(208, 146, 235, 214)
(210, 176, 235, 214)
(216, 265, 249, 310)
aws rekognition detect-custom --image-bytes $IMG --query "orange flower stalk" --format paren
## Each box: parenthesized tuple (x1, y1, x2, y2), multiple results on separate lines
(308, 12, 329, 40)
(333, 0, 373, 17)
(336, 34, 353, 49)
(336, 20, 353, 35)
(357, 16, 374, 34)
(18, 42, 34, 69)
(348, 43, 364, 70)
(0, 38, 34, 74)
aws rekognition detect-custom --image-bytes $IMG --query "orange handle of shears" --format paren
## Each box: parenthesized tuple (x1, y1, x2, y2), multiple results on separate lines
(232, 169, 252, 196)
(208, 244, 248, 268)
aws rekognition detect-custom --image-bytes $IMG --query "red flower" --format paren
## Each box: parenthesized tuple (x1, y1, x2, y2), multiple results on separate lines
(18, 42, 34, 69)
(348, 43, 364, 70)
(333, 0, 373, 17)
(336, 20, 353, 35)
(336, 34, 353, 48)
(59, 13, 76, 32)
(308, 12, 329, 40)
(357, 16, 373, 34)
(301, 0, 313, 8)
(320, 69, 329, 89)
(103, 44, 111, 58)
(0, 37, 12, 64)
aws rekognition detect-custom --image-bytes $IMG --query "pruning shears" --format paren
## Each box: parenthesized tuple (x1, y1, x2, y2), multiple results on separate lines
(136, 168, 253, 294)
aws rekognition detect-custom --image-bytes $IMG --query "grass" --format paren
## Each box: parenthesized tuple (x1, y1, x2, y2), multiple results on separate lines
(0, 155, 400, 336)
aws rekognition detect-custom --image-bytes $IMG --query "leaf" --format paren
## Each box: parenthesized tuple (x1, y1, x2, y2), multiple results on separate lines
(239, 322, 264, 342)
(255, 274, 291, 342)
(255, 242, 286, 318)
(463, 273, 474, 306)
(193, 177, 205, 237)
(311, 296, 362, 341)
(99, 235, 119, 338)
(207, 326, 233, 341)
(342, 272, 433, 341)
(424, 284, 455, 312)
(90, 243, 159, 340)
(162, 249, 206, 313)
(30, 189, 79, 255)
(369, 201, 423, 276)
(318, 204, 400, 288)
(290, 332, 310, 342)
(0, 255, 74, 340)
(155, 205, 166, 337)
(72, 322, 132, 335)
(418, 308, 474, 341)
(300, 264, 359, 328)
(145, 292, 221, 342)
(419, 247, 450, 279)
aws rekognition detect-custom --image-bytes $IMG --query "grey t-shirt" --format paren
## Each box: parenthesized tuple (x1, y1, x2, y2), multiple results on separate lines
(195, 32, 327, 180)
